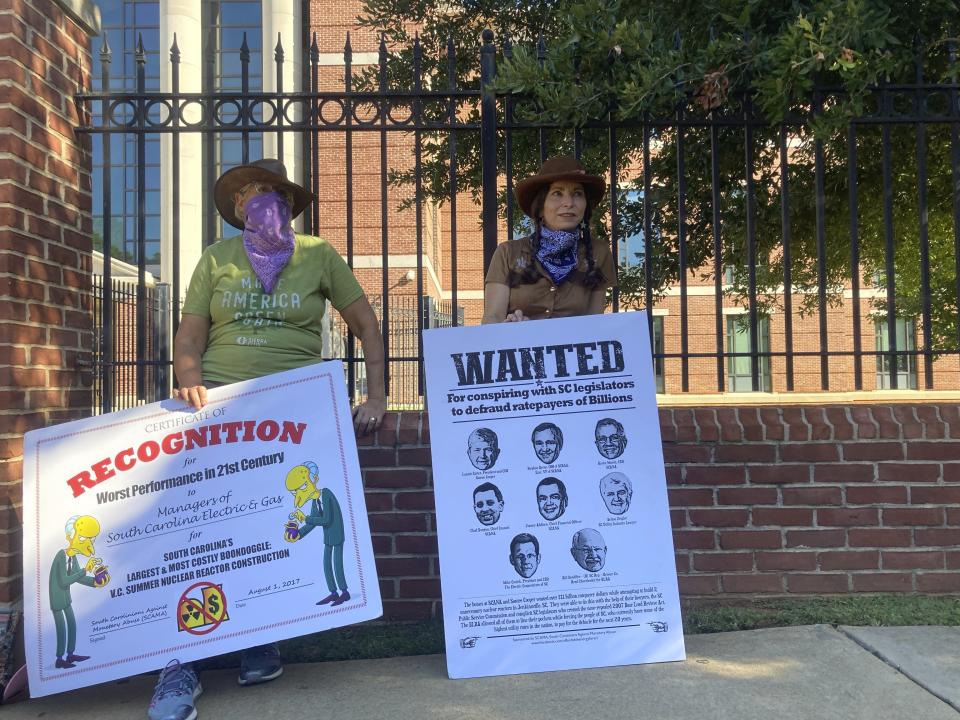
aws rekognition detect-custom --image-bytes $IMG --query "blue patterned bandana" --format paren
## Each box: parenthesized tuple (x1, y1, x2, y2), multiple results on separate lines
(536, 227, 579, 284)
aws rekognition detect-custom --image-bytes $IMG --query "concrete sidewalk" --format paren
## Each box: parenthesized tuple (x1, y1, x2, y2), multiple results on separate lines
(4, 625, 959, 719)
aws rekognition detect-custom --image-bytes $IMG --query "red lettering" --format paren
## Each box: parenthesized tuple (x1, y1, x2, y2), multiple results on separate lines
(114, 447, 136, 471)
(137, 440, 160, 462)
(279, 421, 306, 444)
(184, 427, 207, 450)
(161, 431, 184, 454)
(241, 420, 256, 441)
(221, 421, 243, 443)
(256, 420, 280, 441)
(66, 471, 96, 498)
(92, 457, 116, 483)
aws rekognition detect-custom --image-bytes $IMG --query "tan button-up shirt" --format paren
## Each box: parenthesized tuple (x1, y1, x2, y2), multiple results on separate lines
(484, 236, 617, 320)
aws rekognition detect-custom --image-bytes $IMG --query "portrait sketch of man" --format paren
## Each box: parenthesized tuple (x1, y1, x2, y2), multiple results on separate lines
(599, 472, 632, 515)
(509, 533, 541, 578)
(570, 528, 607, 573)
(595, 418, 627, 460)
(473, 482, 505, 526)
(531, 422, 563, 464)
(467, 428, 500, 471)
(536, 477, 568, 521)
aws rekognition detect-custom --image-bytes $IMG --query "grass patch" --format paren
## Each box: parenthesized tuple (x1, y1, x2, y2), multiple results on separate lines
(195, 620, 445, 671)
(196, 595, 959, 667)
(682, 594, 960, 634)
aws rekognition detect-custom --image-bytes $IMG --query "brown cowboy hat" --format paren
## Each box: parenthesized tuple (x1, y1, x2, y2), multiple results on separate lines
(514, 155, 606, 218)
(214, 158, 315, 229)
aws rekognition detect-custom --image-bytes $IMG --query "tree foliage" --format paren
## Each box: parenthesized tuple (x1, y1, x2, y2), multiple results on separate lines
(357, 0, 960, 351)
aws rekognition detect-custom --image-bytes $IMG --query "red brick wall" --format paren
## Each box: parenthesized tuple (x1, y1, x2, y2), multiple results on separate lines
(363, 404, 960, 620)
(0, 0, 96, 603)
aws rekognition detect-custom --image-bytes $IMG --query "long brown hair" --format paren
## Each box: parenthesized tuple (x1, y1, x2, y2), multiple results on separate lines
(509, 184, 604, 289)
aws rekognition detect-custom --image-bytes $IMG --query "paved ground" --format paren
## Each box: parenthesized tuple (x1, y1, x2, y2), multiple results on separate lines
(3, 625, 958, 719)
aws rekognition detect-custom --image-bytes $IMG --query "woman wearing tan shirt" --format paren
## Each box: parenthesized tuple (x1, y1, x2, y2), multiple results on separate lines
(482, 156, 616, 323)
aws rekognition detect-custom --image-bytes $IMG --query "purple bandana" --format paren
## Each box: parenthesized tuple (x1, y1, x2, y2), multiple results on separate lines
(536, 227, 579, 284)
(242, 192, 295, 294)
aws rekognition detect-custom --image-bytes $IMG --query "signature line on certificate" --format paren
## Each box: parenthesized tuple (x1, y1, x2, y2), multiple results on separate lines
(90, 616, 168, 636)
(246, 582, 315, 601)
(106, 506, 280, 547)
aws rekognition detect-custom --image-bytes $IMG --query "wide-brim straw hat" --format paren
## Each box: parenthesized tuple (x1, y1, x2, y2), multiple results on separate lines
(514, 155, 606, 218)
(214, 158, 315, 229)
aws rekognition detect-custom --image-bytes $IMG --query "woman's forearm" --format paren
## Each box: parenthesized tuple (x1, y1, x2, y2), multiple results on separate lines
(358, 323, 386, 401)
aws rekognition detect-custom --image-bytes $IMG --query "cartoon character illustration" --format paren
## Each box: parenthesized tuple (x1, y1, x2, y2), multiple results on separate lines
(49, 515, 109, 669)
(284, 462, 350, 606)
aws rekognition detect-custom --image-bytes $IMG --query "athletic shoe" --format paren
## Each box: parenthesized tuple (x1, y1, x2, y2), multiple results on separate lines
(238, 643, 283, 686)
(148, 660, 202, 720)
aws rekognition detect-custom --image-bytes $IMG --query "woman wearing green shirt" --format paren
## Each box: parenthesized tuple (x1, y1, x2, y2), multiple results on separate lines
(147, 159, 386, 720)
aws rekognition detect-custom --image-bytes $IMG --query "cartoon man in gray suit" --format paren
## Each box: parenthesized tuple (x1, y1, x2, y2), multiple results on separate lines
(285, 462, 350, 606)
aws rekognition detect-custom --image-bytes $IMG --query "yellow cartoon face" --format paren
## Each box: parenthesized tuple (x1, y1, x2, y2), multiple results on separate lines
(68, 515, 100, 557)
(285, 465, 318, 508)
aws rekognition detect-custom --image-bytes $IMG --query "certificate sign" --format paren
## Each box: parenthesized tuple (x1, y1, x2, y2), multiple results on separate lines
(23, 362, 381, 697)
(424, 312, 685, 678)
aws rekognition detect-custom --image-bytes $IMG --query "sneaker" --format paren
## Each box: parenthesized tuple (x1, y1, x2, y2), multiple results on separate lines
(238, 643, 283, 686)
(148, 660, 202, 720)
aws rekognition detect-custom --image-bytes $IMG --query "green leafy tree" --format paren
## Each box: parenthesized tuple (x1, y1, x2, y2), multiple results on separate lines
(358, 0, 960, 350)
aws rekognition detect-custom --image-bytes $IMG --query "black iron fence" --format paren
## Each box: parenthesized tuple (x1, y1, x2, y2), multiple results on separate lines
(76, 29, 960, 412)
(91, 274, 171, 412)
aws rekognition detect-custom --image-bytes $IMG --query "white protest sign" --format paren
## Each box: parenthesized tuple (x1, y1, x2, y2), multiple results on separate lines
(22, 361, 381, 697)
(424, 312, 684, 678)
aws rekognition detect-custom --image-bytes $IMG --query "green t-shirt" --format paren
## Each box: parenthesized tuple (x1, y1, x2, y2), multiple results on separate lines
(181, 234, 364, 384)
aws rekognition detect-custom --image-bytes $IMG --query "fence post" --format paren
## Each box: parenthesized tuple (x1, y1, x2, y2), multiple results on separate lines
(155, 283, 172, 399)
(480, 29, 498, 272)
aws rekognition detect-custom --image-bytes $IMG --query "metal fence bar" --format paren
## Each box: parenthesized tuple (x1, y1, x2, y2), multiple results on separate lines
(77, 29, 960, 411)
(778, 124, 794, 391)
(135, 36, 147, 401)
(914, 52, 934, 390)
(813, 89, 830, 390)
(744, 95, 760, 391)
(99, 35, 114, 414)
(344, 34, 357, 398)
(881, 85, 899, 389)
(446, 37, 460, 327)
(847, 125, 863, 390)
(480, 29, 498, 272)
(378, 36, 391, 397)
(675, 115, 690, 392)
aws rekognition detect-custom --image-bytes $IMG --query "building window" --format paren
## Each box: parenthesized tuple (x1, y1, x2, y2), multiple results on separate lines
(91, 0, 162, 271)
(726, 315, 771, 392)
(619, 189, 644, 267)
(876, 318, 917, 390)
(203, 0, 265, 244)
(652, 316, 664, 393)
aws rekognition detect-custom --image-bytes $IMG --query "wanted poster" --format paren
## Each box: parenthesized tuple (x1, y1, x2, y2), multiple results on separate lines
(424, 312, 684, 678)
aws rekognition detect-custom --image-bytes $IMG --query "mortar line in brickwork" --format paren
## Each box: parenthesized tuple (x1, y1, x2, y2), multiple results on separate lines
(835, 625, 960, 714)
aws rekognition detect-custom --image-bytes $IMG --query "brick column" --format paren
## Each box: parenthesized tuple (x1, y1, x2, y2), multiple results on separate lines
(0, 0, 100, 608)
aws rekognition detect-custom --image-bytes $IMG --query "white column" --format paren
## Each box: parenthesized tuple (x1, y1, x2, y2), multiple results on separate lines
(261, 0, 304, 230)
(159, 0, 203, 295)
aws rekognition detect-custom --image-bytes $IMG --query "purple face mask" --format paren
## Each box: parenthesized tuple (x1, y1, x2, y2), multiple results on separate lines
(242, 191, 295, 294)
